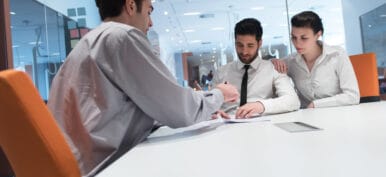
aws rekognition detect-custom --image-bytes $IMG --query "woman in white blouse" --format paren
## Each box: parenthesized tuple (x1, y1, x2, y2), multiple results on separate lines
(273, 11, 360, 108)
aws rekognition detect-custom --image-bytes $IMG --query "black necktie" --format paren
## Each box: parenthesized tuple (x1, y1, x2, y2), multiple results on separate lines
(240, 65, 250, 106)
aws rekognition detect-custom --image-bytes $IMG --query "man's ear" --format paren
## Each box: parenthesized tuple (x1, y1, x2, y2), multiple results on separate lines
(316, 30, 322, 39)
(124, 0, 136, 16)
(258, 39, 263, 48)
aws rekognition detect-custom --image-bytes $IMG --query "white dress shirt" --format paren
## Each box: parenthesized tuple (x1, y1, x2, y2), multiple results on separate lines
(284, 41, 360, 108)
(212, 56, 300, 114)
(48, 22, 224, 176)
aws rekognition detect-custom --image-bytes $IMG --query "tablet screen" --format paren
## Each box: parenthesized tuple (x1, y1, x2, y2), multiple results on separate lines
(275, 122, 322, 132)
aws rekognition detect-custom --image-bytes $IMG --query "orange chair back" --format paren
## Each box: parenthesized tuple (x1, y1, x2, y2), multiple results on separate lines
(349, 53, 380, 103)
(0, 70, 81, 177)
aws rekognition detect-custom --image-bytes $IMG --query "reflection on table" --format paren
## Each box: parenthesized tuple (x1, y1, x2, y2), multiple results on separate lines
(97, 102, 386, 177)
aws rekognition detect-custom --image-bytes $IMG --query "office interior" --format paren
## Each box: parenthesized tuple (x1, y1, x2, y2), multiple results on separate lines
(1, 0, 386, 176)
(0, 0, 385, 100)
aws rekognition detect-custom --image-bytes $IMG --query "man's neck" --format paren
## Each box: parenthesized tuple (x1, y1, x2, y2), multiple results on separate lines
(104, 15, 129, 25)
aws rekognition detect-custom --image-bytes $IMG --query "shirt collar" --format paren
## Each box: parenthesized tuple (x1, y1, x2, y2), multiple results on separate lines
(236, 55, 262, 70)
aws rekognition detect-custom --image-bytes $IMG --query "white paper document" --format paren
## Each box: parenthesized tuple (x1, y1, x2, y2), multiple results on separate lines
(222, 114, 270, 123)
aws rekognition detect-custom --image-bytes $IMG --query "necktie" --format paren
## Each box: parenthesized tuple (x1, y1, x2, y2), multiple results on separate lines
(240, 65, 250, 106)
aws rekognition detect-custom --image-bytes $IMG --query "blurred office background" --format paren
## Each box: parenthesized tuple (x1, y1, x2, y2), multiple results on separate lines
(1, 0, 386, 100)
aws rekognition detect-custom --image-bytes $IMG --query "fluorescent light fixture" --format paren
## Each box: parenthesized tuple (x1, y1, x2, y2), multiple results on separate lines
(164, 11, 168, 15)
(165, 29, 170, 32)
(183, 12, 201, 16)
(251, 6, 264, 10)
(12, 45, 19, 48)
(211, 27, 224, 31)
(184, 29, 195, 33)
(28, 41, 42, 45)
(190, 40, 202, 43)
(380, 14, 386, 18)
(10, 11, 16, 15)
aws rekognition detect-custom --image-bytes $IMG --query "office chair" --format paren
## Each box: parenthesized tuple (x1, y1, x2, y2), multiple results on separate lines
(349, 52, 380, 103)
(0, 70, 81, 177)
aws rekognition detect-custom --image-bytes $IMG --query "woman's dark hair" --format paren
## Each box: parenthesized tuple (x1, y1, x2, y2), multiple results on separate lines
(291, 11, 324, 35)
(95, 0, 143, 20)
(234, 18, 263, 41)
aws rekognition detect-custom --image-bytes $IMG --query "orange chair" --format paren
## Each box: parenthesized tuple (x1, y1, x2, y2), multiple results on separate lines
(0, 70, 81, 177)
(349, 53, 380, 103)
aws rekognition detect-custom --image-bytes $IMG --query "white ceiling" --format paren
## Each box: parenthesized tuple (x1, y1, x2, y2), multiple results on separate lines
(150, 0, 344, 56)
(8, 0, 345, 65)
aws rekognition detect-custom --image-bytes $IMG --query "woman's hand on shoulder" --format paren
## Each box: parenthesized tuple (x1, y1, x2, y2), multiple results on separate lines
(271, 58, 288, 74)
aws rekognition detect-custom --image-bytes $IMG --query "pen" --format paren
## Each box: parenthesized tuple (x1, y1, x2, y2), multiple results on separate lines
(224, 104, 238, 113)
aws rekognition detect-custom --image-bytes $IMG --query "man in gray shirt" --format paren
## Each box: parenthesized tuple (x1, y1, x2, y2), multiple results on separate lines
(48, 0, 239, 176)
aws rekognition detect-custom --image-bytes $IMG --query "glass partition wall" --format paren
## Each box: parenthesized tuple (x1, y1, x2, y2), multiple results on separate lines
(7, 0, 345, 99)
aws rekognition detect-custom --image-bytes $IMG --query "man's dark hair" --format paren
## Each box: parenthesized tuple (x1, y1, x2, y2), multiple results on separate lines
(95, 0, 143, 20)
(234, 18, 263, 42)
(291, 11, 324, 35)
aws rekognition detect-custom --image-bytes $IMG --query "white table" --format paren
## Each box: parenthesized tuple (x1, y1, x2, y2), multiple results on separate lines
(97, 102, 386, 177)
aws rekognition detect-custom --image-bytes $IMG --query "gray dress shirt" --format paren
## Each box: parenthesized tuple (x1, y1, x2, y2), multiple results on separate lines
(284, 41, 360, 108)
(212, 56, 300, 114)
(48, 22, 224, 176)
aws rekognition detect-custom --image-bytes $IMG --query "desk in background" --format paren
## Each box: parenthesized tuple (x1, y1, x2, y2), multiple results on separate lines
(97, 102, 386, 177)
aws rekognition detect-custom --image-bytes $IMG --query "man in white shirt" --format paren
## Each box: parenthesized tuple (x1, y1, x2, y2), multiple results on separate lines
(48, 0, 239, 176)
(213, 18, 300, 118)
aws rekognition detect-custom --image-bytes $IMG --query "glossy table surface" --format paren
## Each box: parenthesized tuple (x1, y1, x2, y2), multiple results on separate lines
(97, 102, 386, 177)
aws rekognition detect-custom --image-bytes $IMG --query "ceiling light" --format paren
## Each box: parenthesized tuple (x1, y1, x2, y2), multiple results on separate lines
(251, 6, 264, 10)
(190, 40, 202, 43)
(28, 41, 42, 45)
(10, 11, 16, 15)
(380, 14, 386, 18)
(12, 45, 19, 48)
(183, 12, 201, 16)
(164, 11, 168, 15)
(184, 29, 195, 33)
(165, 29, 170, 32)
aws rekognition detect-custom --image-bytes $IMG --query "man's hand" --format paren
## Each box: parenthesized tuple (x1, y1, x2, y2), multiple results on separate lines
(271, 59, 288, 74)
(307, 102, 315, 109)
(215, 83, 239, 103)
(211, 110, 231, 119)
(235, 102, 265, 118)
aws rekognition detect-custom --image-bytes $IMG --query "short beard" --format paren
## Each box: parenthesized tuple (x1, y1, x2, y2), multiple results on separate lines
(238, 50, 259, 64)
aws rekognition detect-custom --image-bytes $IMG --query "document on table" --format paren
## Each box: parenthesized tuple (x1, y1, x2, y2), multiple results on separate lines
(222, 114, 269, 123)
